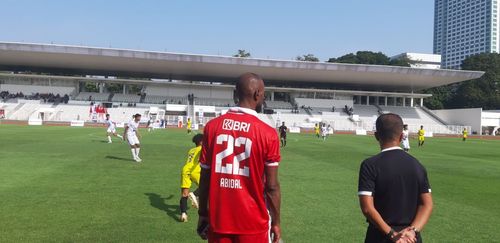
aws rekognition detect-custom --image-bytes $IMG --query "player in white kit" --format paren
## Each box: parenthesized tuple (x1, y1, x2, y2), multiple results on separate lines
(105, 114, 123, 143)
(401, 124, 410, 152)
(124, 113, 142, 162)
(321, 123, 328, 141)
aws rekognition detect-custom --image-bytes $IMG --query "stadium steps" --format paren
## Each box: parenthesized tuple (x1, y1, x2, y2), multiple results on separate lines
(373, 104, 383, 114)
(303, 108, 313, 117)
(418, 106, 448, 125)
(6, 103, 26, 119)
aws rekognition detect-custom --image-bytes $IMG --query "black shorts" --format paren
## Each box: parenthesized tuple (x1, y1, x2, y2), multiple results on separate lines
(280, 133, 287, 139)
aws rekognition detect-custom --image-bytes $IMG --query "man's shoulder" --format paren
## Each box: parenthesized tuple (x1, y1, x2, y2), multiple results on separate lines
(361, 153, 383, 166)
(204, 115, 224, 128)
(189, 146, 201, 154)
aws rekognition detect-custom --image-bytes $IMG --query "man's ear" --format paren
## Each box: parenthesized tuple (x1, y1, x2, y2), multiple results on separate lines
(398, 132, 404, 143)
(254, 90, 262, 102)
(374, 132, 380, 142)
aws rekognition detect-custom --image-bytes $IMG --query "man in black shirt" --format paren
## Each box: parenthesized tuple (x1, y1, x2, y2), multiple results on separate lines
(358, 113, 433, 243)
(278, 122, 288, 147)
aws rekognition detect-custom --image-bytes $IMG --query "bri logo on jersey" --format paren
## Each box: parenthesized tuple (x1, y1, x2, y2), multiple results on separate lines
(222, 119, 251, 132)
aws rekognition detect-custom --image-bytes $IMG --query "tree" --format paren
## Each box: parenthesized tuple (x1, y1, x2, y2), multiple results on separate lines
(327, 51, 413, 67)
(296, 54, 320, 62)
(328, 53, 358, 64)
(128, 84, 143, 94)
(106, 83, 123, 93)
(452, 53, 500, 109)
(84, 82, 99, 92)
(233, 50, 251, 58)
(422, 85, 454, 109)
(423, 53, 500, 109)
(389, 55, 413, 67)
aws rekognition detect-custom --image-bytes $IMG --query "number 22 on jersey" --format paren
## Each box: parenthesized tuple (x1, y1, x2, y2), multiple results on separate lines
(215, 134, 252, 177)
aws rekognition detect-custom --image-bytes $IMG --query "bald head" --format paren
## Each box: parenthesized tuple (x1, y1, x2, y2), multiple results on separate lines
(235, 73, 265, 112)
(375, 113, 403, 144)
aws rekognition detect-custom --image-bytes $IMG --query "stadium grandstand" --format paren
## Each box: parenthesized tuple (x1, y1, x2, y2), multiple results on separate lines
(0, 42, 484, 135)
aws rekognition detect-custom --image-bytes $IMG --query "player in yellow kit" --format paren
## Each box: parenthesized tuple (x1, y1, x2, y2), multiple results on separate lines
(418, 125, 425, 147)
(179, 134, 203, 222)
(186, 117, 192, 134)
(462, 128, 468, 142)
(314, 123, 320, 138)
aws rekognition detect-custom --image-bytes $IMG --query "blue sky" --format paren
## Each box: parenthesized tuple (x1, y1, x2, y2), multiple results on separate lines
(1, 0, 434, 61)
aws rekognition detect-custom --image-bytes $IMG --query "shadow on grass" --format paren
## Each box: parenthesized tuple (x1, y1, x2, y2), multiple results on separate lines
(92, 139, 109, 143)
(105, 155, 135, 162)
(145, 193, 180, 222)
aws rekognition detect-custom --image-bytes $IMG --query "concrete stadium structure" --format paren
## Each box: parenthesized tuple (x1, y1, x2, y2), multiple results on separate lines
(0, 42, 487, 135)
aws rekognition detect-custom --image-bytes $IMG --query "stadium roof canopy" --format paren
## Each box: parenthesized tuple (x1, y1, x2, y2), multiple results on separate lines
(0, 42, 484, 92)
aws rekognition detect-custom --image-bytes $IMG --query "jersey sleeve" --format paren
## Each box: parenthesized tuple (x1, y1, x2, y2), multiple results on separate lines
(417, 165, 431, 194)
(265, 131, 281, 167)
(358, 160, 376, 196)
(199, 125, 211, 169)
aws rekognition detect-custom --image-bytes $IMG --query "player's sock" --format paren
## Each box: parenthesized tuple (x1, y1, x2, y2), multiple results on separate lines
(107, 136, 112, 143)
(135, 148, 140, 157)
(131, 149, 137, 159)
(193, 188, 200, 197)
(180, 196, 188, 213)
(117, 134, 123, 139)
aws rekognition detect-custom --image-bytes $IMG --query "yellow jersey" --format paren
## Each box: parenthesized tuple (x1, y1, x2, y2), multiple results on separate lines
(314, 125, 320, 133)
(181, 145, 202, 188)
(463, 130, 468, 137)
(418, 129, 425, 137)
(187, 120, 192, 129)
(184, 146, 201, 167)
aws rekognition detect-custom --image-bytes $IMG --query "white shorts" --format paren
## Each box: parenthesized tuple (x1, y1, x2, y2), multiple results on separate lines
(107, 128, 116, 133)
(402, 140, 410, 149)
(127, 134, 140, 145)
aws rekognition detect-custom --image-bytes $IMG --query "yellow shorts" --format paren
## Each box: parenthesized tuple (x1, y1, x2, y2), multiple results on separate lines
(181, 162, 200, 189)
(418, 136, 425, 141)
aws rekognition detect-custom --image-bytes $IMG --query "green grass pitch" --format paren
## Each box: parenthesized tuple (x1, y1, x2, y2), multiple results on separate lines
(1, 125, 499, 242)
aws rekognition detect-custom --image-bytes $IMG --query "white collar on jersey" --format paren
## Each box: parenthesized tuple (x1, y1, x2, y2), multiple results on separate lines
(380, 146, 403, 153)
(228, 107, 258, 117)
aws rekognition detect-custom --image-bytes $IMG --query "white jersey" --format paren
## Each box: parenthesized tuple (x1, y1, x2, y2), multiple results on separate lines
(321, 126, 328, 136)
(127, 120, 140, 136)
(402, 130, 410, 149)
(106, 119, 115, 129)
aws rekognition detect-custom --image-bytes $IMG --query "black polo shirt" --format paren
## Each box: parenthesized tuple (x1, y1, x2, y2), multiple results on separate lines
(279, 125, 287, 137)
(358, 147, 431, 226)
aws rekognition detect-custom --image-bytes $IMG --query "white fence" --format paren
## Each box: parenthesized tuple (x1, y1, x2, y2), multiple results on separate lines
(406, 124, 471, 136)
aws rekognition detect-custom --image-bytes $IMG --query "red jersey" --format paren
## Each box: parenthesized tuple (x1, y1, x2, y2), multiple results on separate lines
(200, 107, 281, 235)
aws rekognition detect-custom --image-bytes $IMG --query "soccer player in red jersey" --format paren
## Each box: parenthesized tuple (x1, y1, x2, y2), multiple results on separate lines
(197, 73, 282, 243)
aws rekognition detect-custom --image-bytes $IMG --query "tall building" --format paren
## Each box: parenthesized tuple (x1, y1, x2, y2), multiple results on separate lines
(434, 0, 500, 69)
